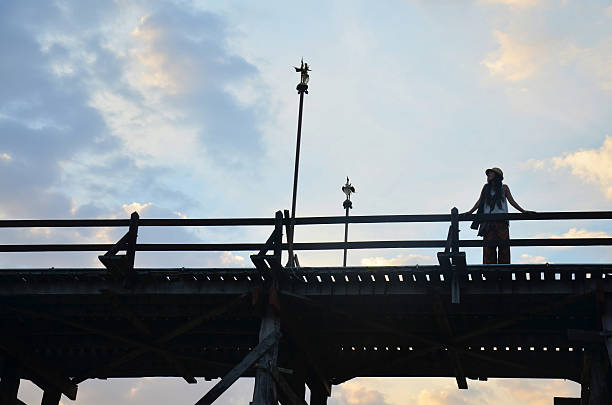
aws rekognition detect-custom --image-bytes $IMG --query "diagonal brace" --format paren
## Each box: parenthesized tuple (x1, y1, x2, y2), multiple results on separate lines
(194, 330, 281, 405)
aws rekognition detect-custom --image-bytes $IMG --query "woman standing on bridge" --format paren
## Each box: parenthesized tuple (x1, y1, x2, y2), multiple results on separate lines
(464, 168, 535, 264)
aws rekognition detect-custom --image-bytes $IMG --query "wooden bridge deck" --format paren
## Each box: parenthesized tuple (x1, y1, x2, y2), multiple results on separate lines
(0, 264, 608, 387)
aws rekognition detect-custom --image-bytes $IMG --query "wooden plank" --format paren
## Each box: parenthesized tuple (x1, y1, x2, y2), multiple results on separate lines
(194, 330, 280, 405)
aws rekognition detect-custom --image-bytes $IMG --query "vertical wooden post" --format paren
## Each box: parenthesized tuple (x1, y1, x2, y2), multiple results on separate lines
(274, 211, 283, 264)
(126, 212, 139, 270)
(601, 295, 612, 369)
(450, 207, 460, 304)
(0, 358, 20, 404)
(588, 349, 610, 404)
(41, 389, 62, 405)
(284, 210, 294, 267)
(279, 352, 306, 405)
(309, 384, 328, 405)
(251, 300, 281, 405)
(450, 207, 459, 254)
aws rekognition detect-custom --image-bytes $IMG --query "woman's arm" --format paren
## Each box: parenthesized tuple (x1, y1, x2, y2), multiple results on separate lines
(463, 195, 482, 215)
(505, 185, 535, 213)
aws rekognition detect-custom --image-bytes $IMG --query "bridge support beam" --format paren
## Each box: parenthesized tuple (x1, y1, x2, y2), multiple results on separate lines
(602, 295, 612, 369)
(279, 352, 306, 405)
(585, 349, 610, 405)
(0, 358, 20, 405)
(308, 383, 328, 405)
(251, 302, 281, 405)
(41, 389, 61, 405)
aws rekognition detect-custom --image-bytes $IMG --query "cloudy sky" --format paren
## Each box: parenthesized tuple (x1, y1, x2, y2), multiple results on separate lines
(3, 0, 612, 403)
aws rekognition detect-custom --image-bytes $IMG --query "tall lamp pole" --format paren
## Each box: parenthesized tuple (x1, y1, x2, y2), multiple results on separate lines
(288, 59, 310, 267)
(342, 177, 355, 267)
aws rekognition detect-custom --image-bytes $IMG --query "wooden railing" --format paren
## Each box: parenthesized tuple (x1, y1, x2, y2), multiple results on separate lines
(0, 210, 611, 253)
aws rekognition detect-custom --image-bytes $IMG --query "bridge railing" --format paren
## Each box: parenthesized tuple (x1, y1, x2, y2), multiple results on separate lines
(1, 210, 612, 253)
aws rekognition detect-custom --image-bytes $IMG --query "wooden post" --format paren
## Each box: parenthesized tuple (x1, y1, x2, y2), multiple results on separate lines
(289, 364, 306, 402)
(251, 300, 281, 405)
(450, 207, 459, 254)
(601, 295, 612, 368)
(0, 358, 20, 405)
(587, 349, 610, 404)
(41, 389, 62, 405)
(274, 211, 283, 265)
(281, 352, 306, 405)
(126, 212, 139, 270)
(450, 207, 460, 304)
(309, 383, 328, 405)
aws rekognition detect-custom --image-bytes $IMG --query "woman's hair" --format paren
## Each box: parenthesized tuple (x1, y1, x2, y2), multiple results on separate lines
(484, 174, 504, 210)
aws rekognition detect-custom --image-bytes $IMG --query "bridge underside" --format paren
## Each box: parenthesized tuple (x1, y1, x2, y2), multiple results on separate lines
(1, 264, 610, 387)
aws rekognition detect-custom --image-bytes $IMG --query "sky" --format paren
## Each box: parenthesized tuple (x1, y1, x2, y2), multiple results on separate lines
(2, 0, 612, 403)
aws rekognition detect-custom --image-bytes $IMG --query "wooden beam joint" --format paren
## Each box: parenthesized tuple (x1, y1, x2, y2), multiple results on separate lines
(98, 211, 139, 285)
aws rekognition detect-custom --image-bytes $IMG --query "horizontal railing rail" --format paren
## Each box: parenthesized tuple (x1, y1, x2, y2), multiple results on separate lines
(1, 238, 612, 253)
(1, 211, 611, 228)
(0, 211, 611, 253)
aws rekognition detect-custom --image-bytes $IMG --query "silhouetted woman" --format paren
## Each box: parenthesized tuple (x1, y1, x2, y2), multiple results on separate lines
(464, 168, 534, 264)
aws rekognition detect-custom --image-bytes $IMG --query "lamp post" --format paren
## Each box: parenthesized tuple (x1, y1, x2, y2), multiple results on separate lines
(342, 177, 355, 267)
(288, 59, 310, 267)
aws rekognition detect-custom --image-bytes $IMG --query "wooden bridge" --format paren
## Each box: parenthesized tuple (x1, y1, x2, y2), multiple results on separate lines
(1, 210, 611, 405)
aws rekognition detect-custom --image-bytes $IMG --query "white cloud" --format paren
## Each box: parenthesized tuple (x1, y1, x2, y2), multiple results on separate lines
(529, 228, 611, 251)
(360, 254, 436, 266)
(0, 153, 11, 161)
(331, 382, 391, 405)
(173, 210, 187, 219)
(496, 379, 578, 405)
(562, 39, 612, 91)
(480, 0, 539, 7)
(519, 158, 545, 171)
(88, 90, 202, 166)
(122, 202, 153, 215)
(415, 389, 461, 405)
(482, 31, 537, 81)
(219, 251, 246, 266)
(552, 228, 611, 239)
(549, 136, 612, 198)
(533, 227, 611, 240)
(517, 254, 550, 264)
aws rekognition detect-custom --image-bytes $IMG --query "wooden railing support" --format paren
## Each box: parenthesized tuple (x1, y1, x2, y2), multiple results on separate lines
(98, 211, 139, 285)
(438, 207, 466, 304)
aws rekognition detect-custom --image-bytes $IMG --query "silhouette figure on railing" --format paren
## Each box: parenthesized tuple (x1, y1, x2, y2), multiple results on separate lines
(464, 167, 535, 264)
